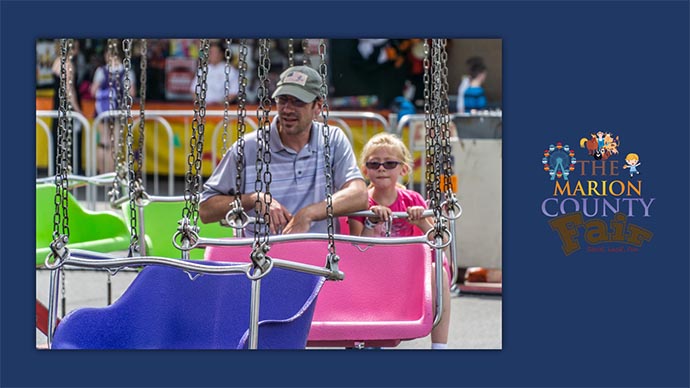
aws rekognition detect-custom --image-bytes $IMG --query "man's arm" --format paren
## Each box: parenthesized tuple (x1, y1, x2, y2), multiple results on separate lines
(283, 178, 368, 234)
(199, 194, 235, 224)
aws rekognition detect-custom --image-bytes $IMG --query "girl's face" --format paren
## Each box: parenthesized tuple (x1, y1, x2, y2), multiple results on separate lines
(364, 145, 408, 189)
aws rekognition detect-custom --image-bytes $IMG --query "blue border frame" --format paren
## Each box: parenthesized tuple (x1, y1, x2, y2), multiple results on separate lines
(2, 1, 689, 387)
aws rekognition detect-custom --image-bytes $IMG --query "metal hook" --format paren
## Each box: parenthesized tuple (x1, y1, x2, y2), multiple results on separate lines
(424, 227, 453, 249)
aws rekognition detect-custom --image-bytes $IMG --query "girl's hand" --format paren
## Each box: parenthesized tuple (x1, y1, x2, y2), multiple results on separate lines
(407, 206, 425, 221)
(407, 206, 430, 229)
(369, 205, 392, 223)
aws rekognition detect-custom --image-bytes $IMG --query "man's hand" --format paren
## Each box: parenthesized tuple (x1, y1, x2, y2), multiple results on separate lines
(254, 194, 292, 235)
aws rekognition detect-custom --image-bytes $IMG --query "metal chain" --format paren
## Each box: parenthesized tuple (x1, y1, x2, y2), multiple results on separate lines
(64, 40, 75, 175)
(318, 39, 338, 273)
(111, 41, 129, 184)
(423, 39, 434, 207)
(49, 39, 72, 321)
(439, 39, 454, 198)
(53, 38, 70, 242)
(234, 39, 249, 204)
(430, 40, 444, 234)
(221, 38, 233, 156)
(253, 39, 273, 245)
(107, 39, 122, 202)
(246, 39, 274, 274)
(137, 39, 147, 184)
(122, 39, 140, 256)
(287, 39, 294, 67)
(183, 39, 209, 228)
(302, 39, 310, 65)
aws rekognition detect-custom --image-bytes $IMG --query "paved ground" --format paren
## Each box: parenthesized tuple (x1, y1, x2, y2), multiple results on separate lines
(36, 267, 501, 350)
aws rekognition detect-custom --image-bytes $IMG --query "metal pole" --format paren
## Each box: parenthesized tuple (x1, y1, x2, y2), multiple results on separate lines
(433, 236, 445, 327)
(47, 267, 62, 348)
(248, 275, 262, 349)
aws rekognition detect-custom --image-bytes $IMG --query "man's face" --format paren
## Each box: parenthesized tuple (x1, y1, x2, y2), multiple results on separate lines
(275, 95, 320, 136)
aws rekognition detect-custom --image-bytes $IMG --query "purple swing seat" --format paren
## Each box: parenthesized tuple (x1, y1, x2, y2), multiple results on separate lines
(205, 240, 434, 348)
(51, 263, 325, 349)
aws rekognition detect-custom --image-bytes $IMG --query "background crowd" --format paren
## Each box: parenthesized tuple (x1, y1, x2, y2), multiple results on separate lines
(37, 38, 502, 114)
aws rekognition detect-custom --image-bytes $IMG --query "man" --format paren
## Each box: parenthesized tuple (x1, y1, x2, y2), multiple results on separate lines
(199, 65, 368, 235)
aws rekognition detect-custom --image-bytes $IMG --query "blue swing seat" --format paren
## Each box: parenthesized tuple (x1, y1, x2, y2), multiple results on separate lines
(51, 262, 325, 349)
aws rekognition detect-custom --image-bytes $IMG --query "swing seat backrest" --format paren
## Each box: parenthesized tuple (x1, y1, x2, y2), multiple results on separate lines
(36, 184, 130, 267)
(51, 262, 325, 349)
(120, 201, 233, 260)
(205, 240, 433, 348)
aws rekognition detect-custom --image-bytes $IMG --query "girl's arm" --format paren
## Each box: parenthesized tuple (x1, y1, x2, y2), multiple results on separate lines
(349, 205, 390, 237)
(348, 218, 365, 236)
(407, 205, 433, 234)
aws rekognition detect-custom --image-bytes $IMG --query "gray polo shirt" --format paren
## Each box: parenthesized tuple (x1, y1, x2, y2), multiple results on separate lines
(201, 116, 364, 235)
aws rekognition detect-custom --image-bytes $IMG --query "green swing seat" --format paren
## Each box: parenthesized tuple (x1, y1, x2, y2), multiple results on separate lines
(36, 184, 131, 267)
(121, 200, 233, 260)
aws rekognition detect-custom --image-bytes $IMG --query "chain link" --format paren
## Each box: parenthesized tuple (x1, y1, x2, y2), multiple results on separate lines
(137, 39, 147, 183)
(183, 39, 209, 229)
(423, 39, 434, 209)
(302, 39, 310, 65)
(234, 39, 249, 203)
(53, 38, 70, 241)
(246, 39, 274, 274)
(221, 38, 233, 156)
(107, 39, 123, 202)
(424, 39, 445, 237)
(50, 38, 73, 316)
(253, 39, 273, 244)
(122, 39, 140, 256)
(439, 39, 454, 199)
(432, 40, 445, 234)
(317, 39, 338, 268)
(64, 40, 75, 175)
(287, 38, 294, 67)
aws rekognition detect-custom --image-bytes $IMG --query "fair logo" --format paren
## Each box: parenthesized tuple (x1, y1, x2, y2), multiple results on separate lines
(541, 132, 654, 256)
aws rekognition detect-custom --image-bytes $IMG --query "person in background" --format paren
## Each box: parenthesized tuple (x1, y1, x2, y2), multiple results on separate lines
(348, 132, 452, 350)
(199, 65, 368, 235)
(90, 45, 136, 174)
(457, 56, 488, 113)
(189, 40, 239, 105)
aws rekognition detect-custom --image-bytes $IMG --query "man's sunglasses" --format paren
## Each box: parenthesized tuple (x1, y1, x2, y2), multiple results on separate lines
(275, 96, 308, 108)
(365, 161, 402, 170)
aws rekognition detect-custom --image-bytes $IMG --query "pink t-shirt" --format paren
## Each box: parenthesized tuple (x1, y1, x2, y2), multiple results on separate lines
(350, 188, 427, 237)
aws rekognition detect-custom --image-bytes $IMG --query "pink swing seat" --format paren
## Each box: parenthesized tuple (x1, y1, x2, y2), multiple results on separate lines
(205, 239, 434, 348)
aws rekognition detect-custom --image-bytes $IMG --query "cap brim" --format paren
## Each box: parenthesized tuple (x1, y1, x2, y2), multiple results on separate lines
(271, 84, 317, 103)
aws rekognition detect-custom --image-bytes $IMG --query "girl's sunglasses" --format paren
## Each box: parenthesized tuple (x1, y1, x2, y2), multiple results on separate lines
(365, 161, 402, 170)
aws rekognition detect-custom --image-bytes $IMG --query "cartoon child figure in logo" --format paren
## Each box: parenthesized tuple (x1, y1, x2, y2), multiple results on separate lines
(623, 153, 641, 177)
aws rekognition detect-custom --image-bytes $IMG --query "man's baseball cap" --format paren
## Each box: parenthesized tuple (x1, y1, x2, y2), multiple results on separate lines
(272, 65, 323, 103)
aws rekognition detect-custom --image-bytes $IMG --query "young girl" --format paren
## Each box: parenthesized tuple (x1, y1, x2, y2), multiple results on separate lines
(348, 132, 451, 350)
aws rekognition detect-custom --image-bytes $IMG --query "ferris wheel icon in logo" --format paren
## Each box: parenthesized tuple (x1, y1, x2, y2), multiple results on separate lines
(542, 142, 576, 180)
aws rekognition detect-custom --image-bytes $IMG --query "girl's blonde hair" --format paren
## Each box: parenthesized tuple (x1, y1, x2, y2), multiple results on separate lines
(359, 133, 413, 188)
(359, 132, 413, 168)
